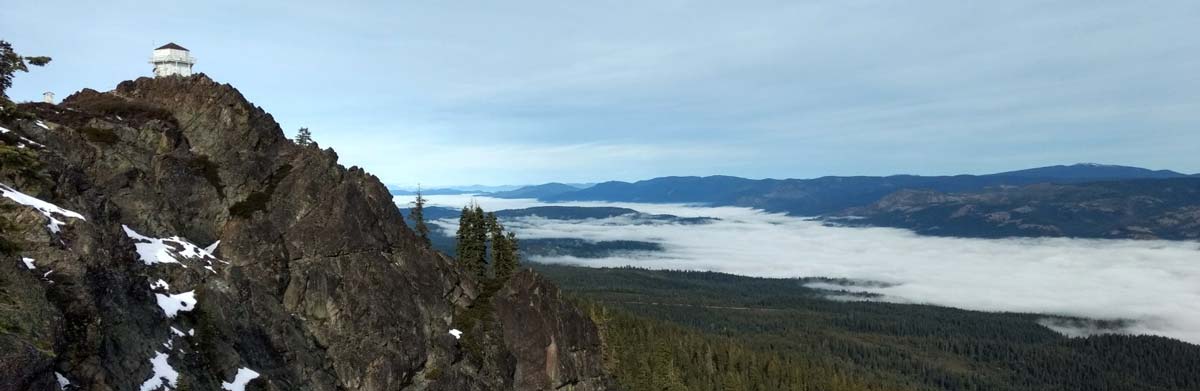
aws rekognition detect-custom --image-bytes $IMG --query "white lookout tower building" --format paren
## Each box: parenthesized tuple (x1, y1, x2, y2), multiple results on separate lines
(149, 43, 196, 77)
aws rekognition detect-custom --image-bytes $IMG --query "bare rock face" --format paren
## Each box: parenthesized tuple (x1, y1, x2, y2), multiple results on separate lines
(493, 271, 609, 391)
(0, 75, 612, 390)
(0, 252, 60, 391)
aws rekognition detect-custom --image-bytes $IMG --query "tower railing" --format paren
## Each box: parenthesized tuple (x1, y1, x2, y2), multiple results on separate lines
(148, 54, 197, 64)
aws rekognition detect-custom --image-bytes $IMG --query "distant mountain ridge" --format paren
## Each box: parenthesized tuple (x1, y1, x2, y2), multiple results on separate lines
(512, 164, 1194, 216)
(409, 164, 1200, 241)
(391, 183, 592, 197)
(389, 184, 527, 195)
(989, 163, 1187, 180)
(490, 183, 584, 199)
(837, 177, 1200, 240)
(390, 187, 477, 196)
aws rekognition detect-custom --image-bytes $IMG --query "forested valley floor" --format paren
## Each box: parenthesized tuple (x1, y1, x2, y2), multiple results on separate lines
(531, 263, 1200, 391)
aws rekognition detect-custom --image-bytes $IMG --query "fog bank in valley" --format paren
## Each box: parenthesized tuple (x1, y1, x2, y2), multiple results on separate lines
(418, 195, 1200, 344)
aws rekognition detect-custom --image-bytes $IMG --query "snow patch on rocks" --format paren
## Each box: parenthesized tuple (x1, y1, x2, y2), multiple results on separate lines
(55, 372, 70, 390)
(1, 182, 86, 234)
(204, 240, 220, 254)
(138, 351, 179, 391)
(221, 367, 261, 391)
(155, 291, 196, 318)
(122, 225, 225, 268)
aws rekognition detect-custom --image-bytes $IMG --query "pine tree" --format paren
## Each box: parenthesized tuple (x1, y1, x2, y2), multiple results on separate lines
(469, 204, 488, 277)
(295, 127, 313, 146)
(453, 203, 521, 281)
(454, 202, 489, 278)
(486, 211, 500, 244)
(409, 186, 430, 246)
(590, 305, 619, 372)
(486, 213, 501, 259)
(455, 206, 475, 274)
(1, 40, 51, 99)
(651, 340, 688, 391)
(488, 213, 520, 283)
(495, 231, 519, 282)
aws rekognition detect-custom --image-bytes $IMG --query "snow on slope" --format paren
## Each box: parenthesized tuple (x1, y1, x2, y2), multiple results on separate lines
(1, 182, 86, 234)
(122, 225, 225, 271)
(221, 368, 261, 391)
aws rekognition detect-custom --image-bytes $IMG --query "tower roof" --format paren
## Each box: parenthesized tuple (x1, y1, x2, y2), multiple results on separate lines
(155, 42, 189, 51)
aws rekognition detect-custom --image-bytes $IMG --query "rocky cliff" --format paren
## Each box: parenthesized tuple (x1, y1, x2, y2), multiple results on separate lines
(0, 75, 612, 390)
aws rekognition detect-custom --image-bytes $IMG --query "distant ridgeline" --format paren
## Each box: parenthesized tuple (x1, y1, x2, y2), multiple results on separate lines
(837, 178, 1200, 240)
(472, 164, 1200, 240)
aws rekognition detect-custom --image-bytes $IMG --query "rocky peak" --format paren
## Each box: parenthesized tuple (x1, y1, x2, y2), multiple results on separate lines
(1, 75, 612, 390)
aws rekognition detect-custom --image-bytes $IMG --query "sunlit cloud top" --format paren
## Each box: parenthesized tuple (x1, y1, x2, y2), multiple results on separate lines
(420, 195, 1200, 344)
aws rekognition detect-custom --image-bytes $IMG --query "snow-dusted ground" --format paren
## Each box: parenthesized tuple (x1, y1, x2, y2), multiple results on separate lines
(0, 148, 256, 389)
(1, 182, 86, 234)
(55, 372, 70, 389)
(221, 368, 261, 391)
(3, 184, 84, 287)
(122, 225, 222, 269)
(118, 225, 259, 389)
(155, 291, 197, 318)
(415, 195, 1200, 344)
(138, 352, 179, 391)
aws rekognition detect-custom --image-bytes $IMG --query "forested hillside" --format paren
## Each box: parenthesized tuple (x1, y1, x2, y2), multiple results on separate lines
(533, 263, 1200, 391)
(532, 164, 1192, 216)
(840, 178, 1200, 240)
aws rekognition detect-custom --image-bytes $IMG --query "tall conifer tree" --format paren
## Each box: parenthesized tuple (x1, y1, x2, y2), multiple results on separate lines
(294, 127, 313, 146)
(494, 230, 519, 283)
(453, 203, 520, 280)
(455, 205, 476, 275)
(409, 186, 430, 246)
(469, 204, 488, 277)
(488, 213, 509, 280)
(454, 202, 489, 277)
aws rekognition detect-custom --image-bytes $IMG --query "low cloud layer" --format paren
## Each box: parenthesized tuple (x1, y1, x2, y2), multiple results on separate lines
(421, 195, 1200, 344)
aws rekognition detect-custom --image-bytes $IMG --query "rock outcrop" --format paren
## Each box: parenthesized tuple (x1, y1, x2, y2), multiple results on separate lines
(0, 75, 612, 390)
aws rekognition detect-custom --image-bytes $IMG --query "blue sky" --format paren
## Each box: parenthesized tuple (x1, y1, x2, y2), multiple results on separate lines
(4, 1, 1198, 187)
